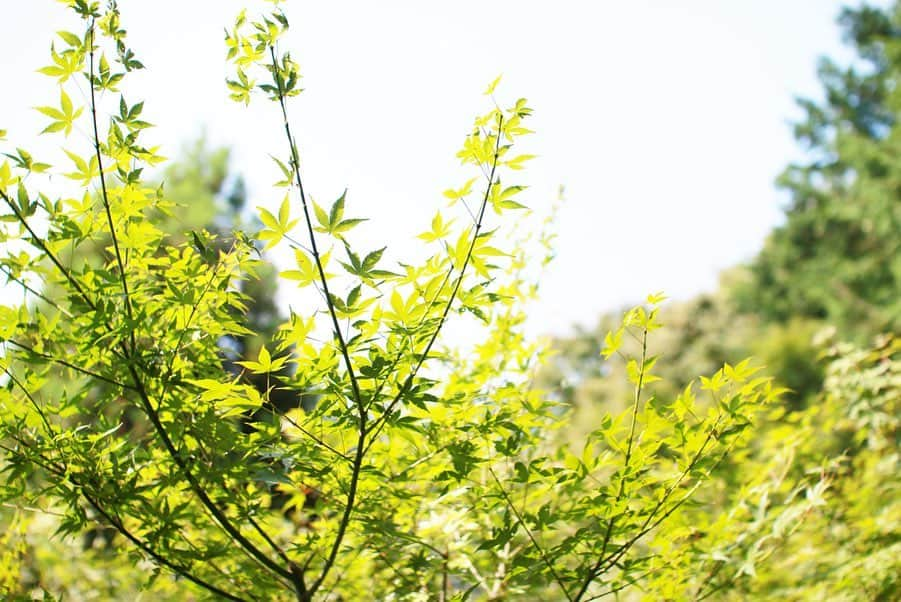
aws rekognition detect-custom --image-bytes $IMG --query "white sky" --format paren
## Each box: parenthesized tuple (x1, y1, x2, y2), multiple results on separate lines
(0, 1, 875, 336)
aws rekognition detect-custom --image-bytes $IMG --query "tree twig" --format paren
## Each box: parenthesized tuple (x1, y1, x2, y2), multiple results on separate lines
(488, 466, 573, 601)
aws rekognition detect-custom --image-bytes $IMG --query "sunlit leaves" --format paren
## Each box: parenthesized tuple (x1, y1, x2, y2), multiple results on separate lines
(340, 244, 397, 282)
(501, 99, 535, 141)
(700, 370, 727, 393)
(37, 41, 84, 84)
(602, 327, 624, 359)
(278, 311, 316, 352)
(236, 345, 287, 375)
(224, 8, 298, 105)
(0, 1, 805, 600)
(0, 305, 18, 340)
(62, 149, 99, 185)
(469, 233, 508, 278)
(329, 285, 377, 320)
(417, 211, 454, 243)
(313, 191, 366, 237)
(457, 129, 500, 167)
(488, 182, 529, 213)
(226, 67, 255, 105)
(12, 183, 33, 218)
(269, 154, 293, 187)
(442, 177, 477, 201)
(570, 295, 784, 598)
(35, 88, 83, 136)
(259, 52, 302, 100)
(626, 355, 661, 385)
(2, 148, 51, 174)
(0, 1, 319, 598)
(257, 195, 298, 249)
(185, 378, 264, 415)
(0, 161, 13, 190)
(93, 53, 124, 91)
(504, 153, 536, 170)
(281, 247, 332, 288)
(120, 219, 162, 252)
(484, 74, 502, 96)
(386, 288, 425, 324)
(115, 95, 150, 132)
(449, 229, 473, 270)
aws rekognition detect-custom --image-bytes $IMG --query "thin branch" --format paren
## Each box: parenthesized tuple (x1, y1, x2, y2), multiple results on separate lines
(87, 19, 136, 352)
(440, 546, 450, 602)
(582, 569, 653, 601)
(139, 238, 299, 581)
(488, 466, 573, 602)
(171, 527, 258, 598)
(246, 513, 295, 574)
(2, 366, 55, 434)
(364, 114, 505, 452)
(268, 45, 362, 412)
(0, 202, 133, 372)
(0, 264, 74, 319)
(0, 189, 96, 310)
(575, 326, 648, 600)
(696, 559, 728, 600)
(7, 338, 136, 391)
(320, 537, 371, 600)
(266, 44, 364, 599)
(364, 262, 456, 420)
(256, 399, 352, 462)
(157, 239, 236, 403)
(0, 501, 66, 517)
(0, 441, 249, 601)
(585, 417, 727, 589)
(309, 421, 365, 597)
(5, 38, 291, 589)
(82, 491, 251, 602)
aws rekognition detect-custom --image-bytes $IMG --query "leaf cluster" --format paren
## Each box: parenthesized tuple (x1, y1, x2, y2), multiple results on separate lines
(0, 2, 801, 601)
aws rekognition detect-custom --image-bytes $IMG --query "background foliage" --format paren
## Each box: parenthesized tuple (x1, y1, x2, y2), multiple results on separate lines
(540, 3, 900, 600)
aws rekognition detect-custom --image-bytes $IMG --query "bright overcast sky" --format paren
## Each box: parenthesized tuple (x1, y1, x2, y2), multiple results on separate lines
(0, 1, 878, 336)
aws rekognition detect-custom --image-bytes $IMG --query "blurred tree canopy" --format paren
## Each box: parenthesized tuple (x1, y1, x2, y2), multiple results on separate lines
(158, 136, 282, 355)
(734, 3, 901, 337)
(544, 1, 901, 412)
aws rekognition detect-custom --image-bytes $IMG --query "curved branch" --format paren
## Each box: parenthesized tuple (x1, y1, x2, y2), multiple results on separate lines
(364, 114, 504, 453)
(268, 45, 362, 413)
